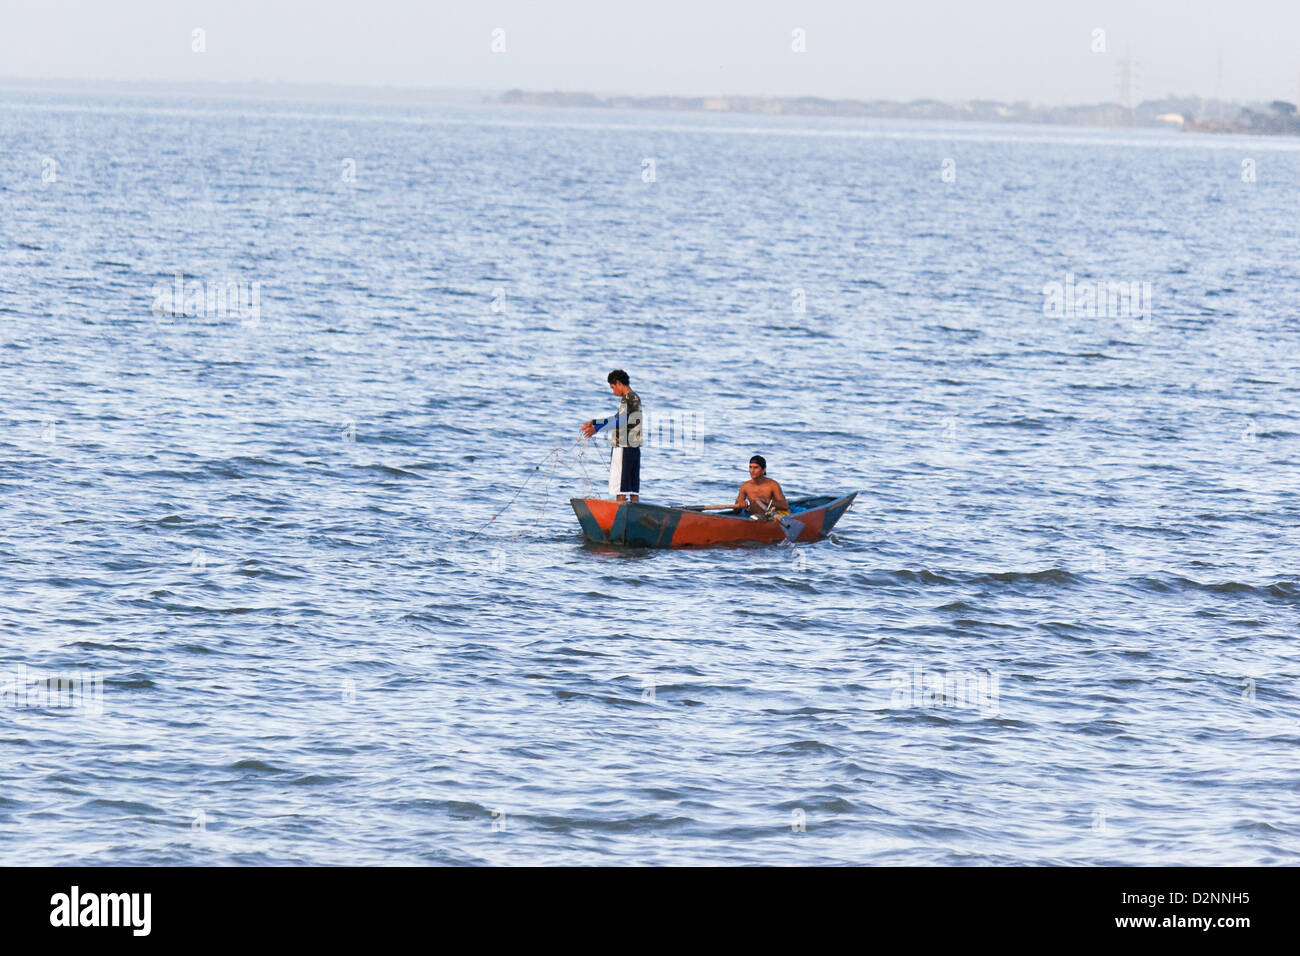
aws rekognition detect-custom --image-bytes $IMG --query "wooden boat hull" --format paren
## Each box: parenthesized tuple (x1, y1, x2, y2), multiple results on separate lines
(570, 493, 857, 548)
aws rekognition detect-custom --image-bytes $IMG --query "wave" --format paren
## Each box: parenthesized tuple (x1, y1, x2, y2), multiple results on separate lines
(1131, 574, 1297, 601)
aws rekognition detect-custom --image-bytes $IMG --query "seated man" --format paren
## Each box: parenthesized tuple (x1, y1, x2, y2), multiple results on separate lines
(735, 455, 789, 518)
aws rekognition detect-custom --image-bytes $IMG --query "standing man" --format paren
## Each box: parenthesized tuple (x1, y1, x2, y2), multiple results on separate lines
(581, 369, 642, 502)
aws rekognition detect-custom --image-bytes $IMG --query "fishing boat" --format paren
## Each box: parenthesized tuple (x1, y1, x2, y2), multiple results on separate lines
(570, 493, 857, 548)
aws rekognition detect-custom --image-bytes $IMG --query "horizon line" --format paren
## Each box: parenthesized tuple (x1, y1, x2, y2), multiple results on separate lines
(0, 75, 1290, 111)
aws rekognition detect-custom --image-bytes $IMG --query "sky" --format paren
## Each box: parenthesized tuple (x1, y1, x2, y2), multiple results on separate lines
(2, 0, 1298, 104)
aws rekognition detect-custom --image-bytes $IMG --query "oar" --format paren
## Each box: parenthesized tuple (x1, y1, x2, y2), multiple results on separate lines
(678, 504, 743, 512)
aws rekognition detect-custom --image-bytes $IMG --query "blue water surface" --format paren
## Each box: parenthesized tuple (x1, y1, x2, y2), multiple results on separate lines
(1, 90, 1297, 864)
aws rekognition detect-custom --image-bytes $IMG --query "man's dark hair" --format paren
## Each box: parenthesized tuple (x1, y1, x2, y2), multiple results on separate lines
(607, 369, 630, 386)
(750, 455, 766, 471)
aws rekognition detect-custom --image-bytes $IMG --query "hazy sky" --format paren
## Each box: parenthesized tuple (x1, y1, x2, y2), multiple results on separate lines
(3, 0, 1298, 103)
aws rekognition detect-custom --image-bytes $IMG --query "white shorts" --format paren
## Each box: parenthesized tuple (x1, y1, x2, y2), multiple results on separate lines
(608, 447, 641, 496)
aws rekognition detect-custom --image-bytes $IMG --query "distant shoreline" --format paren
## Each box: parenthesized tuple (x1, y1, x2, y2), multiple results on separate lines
(501, 89, 1300, 137)
(2, 76, 1296, 136)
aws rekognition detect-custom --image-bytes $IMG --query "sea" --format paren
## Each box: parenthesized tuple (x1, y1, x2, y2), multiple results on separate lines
(1, 87, 1297, 865)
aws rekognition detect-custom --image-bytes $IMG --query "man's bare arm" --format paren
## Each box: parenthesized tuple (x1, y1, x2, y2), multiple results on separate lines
(772, 481, 789, 511)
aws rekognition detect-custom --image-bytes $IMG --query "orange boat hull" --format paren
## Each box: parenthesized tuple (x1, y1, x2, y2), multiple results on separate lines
(570, 493, 857, 548)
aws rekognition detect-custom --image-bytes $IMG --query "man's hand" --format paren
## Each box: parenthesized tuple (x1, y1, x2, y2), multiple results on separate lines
(580, 420, 597, 438)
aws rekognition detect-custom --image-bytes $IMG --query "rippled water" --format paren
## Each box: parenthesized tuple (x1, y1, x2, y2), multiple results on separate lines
(1, 90, 1298, 864)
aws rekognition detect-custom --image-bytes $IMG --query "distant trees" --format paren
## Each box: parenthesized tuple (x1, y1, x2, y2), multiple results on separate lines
(495, 89, 1300, 136)
(1237, 101, 1300, 134)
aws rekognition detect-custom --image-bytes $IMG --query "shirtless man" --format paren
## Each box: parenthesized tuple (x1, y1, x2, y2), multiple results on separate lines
(735, 455, 789, 518)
